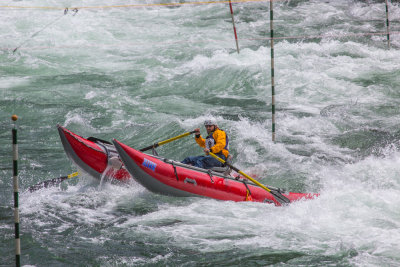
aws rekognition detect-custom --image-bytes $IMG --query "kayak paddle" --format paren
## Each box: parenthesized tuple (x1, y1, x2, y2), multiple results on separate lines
(27, 172, 79, 192)
(208, 152, 291, 205)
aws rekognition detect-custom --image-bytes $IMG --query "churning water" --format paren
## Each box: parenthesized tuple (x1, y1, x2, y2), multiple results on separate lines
(1, 0, 400, 265)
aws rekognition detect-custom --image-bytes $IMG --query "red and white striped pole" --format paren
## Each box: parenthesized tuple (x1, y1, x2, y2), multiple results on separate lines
(228, 0, 240, 53)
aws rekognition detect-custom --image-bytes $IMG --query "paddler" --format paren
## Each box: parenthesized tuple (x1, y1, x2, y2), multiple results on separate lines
(182, 119, 229, 169)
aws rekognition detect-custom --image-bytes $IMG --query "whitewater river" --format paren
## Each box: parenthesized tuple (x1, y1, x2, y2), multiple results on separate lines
(1, 0, 400, 265)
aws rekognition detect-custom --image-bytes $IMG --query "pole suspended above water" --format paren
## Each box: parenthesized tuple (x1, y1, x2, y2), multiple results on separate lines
(11, 114, 21, 267)
(269, 0, 275, 142)
(228, 0, 240, 54)
(385, 0, 390, 49)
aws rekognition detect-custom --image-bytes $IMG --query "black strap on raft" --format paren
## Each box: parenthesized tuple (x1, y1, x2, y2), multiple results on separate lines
(207, 170, 214, 183)
(151, 147, 159, 156)
(242, 179, 252, 198)
(88, 136, 112, 145)
(171, 162, 179, 181)
(95, 141, 111, 167)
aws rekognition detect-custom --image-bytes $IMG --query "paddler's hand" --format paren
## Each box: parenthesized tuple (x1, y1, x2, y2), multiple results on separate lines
(204, 148, 210, 155)
(194, 128, 200, 137)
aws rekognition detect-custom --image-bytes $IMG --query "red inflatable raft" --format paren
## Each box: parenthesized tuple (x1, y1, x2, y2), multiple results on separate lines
(58, 125, 131, 181)
(113, 139, 319, 206)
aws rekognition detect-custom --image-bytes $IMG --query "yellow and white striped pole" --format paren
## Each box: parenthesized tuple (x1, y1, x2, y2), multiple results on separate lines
(12, 114, 21, 267)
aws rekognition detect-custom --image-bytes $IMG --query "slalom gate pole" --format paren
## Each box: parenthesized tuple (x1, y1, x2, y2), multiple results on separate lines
(269, 0, 276, 142)
(228, 0, 240, 53)
(385, 0, 390, 49)
(11, 115, 21, 267)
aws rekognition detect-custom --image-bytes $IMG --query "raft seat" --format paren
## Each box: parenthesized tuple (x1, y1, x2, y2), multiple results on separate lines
(211, 154, 233, 175)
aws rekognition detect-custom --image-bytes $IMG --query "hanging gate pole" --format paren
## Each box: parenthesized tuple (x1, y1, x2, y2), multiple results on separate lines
(385, 0, 390, 49)
(229, 0, 240, 53)
(269, 0, 276, 142)
(12, 115, 21, 267)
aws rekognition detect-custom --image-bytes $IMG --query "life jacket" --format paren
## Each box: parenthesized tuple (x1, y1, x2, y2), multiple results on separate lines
(196, 127, 229, 158)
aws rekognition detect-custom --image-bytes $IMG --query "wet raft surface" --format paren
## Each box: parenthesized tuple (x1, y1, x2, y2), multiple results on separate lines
(1, 0, 400, 266)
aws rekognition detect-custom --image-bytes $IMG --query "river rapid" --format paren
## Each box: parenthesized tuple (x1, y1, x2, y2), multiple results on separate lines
(1, 0, 400, 266)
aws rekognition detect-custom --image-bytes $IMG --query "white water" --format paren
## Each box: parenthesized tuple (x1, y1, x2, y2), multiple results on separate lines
(1, 0, 400, 265)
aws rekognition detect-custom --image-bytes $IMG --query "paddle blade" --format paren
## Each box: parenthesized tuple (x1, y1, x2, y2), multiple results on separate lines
(27, 176, 67, 192)
(27, 172, 78, 192)
(270, 190, 291, 205)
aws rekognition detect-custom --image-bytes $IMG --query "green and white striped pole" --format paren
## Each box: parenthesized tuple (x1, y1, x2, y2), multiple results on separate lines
(269, 0, 276, 142)
(12, 114, 21, 267)
(385, 0, 390, 49)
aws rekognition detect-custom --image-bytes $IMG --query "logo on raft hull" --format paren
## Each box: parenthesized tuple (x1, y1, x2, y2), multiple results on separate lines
(142, 158, 157, 171)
